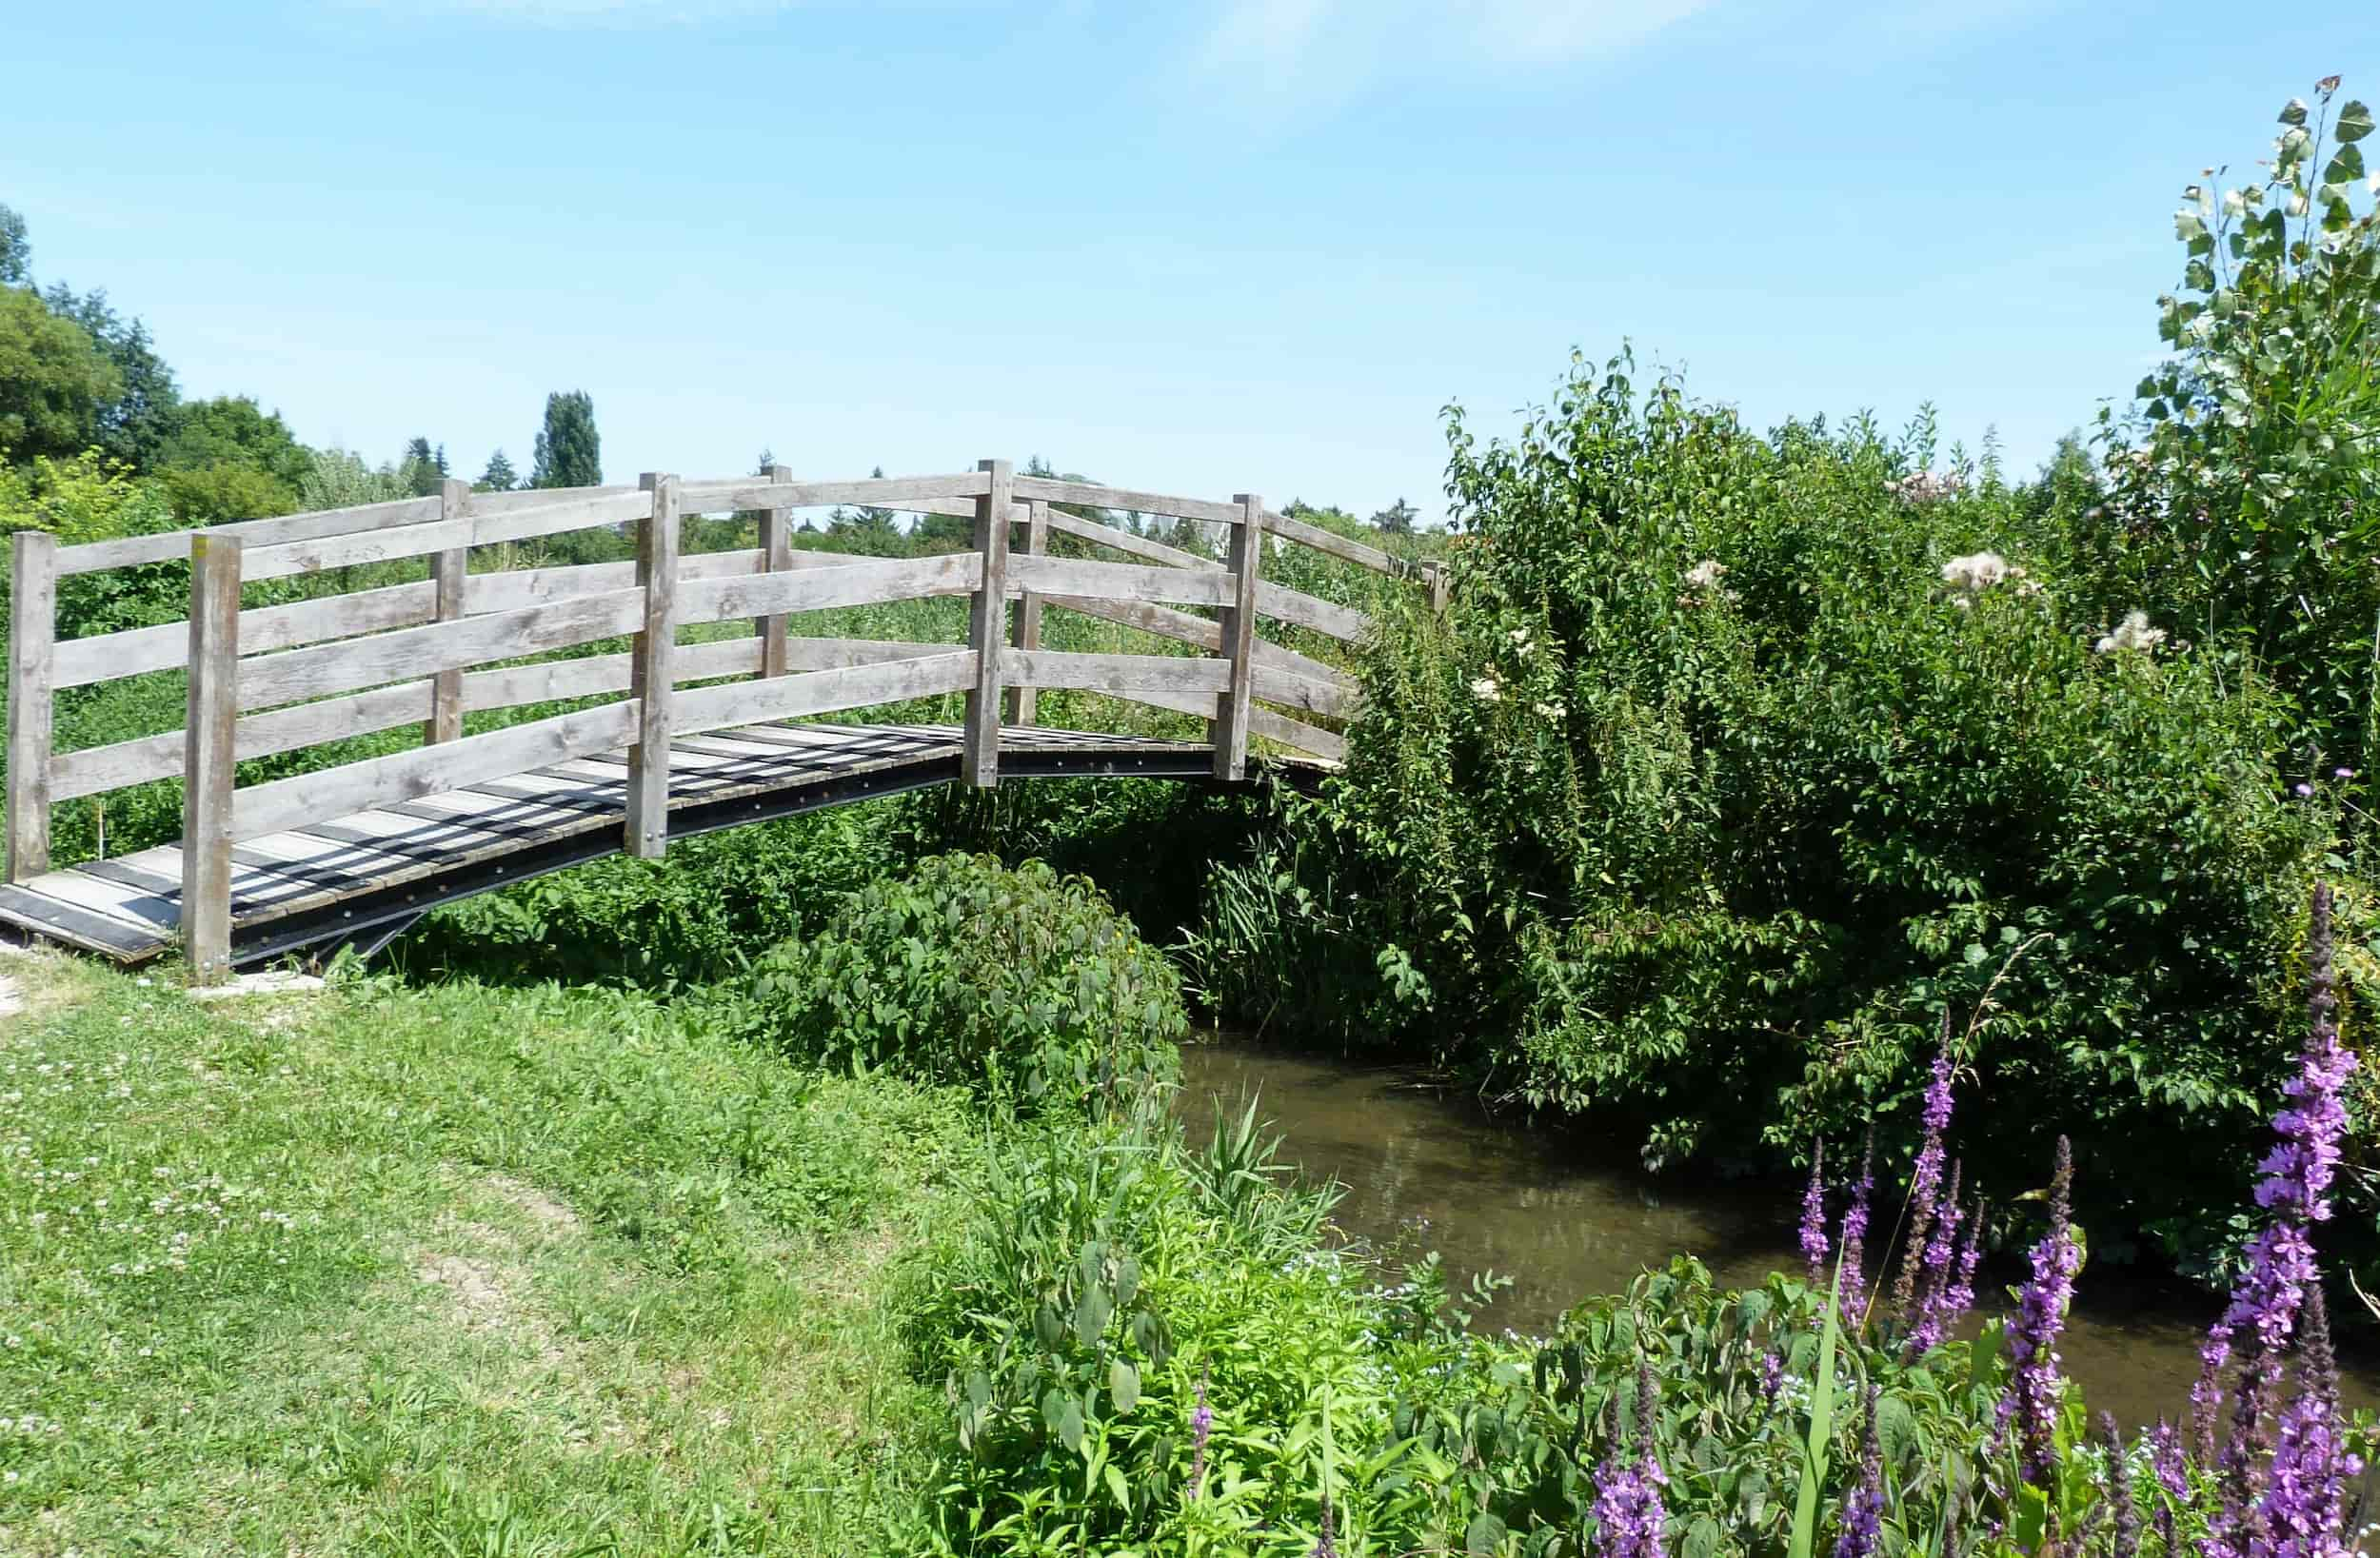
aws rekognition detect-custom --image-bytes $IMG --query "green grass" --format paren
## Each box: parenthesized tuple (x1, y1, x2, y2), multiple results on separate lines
(0, 949, 979, 1555)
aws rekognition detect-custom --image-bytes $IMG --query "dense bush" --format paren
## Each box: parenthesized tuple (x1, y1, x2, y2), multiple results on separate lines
(743, 854, 1186, 1114)
(1192, 348, 2333, 1259)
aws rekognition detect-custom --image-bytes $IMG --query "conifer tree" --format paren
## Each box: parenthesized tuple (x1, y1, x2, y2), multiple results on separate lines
(529, 391, 602, 488)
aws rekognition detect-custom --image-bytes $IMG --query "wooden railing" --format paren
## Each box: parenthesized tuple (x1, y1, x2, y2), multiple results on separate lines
(5, 460, 1434, 981)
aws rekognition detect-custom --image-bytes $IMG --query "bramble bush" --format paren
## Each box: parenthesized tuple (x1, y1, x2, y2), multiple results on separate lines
(743, 854, 1186, 1115)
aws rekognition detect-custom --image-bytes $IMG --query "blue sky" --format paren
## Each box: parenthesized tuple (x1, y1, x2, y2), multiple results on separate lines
(4, 2, 2370, 522)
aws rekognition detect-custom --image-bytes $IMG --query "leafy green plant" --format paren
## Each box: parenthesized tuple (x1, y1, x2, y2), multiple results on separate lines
(743, 854, 1187, 1115)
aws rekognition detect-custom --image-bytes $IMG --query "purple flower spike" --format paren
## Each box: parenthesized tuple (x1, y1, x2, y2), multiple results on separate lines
(1591, 1366, 1668, 1558)
(1996, 1135, 2079, 1487)
(1187, 1371, 1212, 1501)
(2196, 884, 2357, 1460)
(1903, 1160, 1965, 1359)
(1833, 1385, 1885, 1558)
(1895, 1023, 1957, 1320)
(2266, 1286, 2362, 1556)
(2103, 1413, 2141, 1558)
(1837, 1130, 1874, 1325)
(2295, 782, 2317, 799)
(2334, 767, 2355, 780)
(1758, 1350, 1784, 1407)
(1800, 1139, 1829, 1292)
(1309, 1492, 1338, 1558)
(1943, 1194, 1985, 1322)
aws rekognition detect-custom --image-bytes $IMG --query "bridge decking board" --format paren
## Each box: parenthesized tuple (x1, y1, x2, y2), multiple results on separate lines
(0, 720, 1293, 968)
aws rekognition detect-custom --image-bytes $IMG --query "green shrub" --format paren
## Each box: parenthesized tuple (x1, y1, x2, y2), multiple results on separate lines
(1198, 348, 2333, 1255)
(744, 853, 1186, 1114)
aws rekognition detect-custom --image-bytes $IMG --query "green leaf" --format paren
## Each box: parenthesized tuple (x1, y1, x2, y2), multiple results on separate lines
(1683, 1515, 1725, 1558)
(1788, 1264, 1843, 1558)
(1057, 1393, 1085, 1453)
(1102, 1462, 1132, 1511)
(1466, 1512, 1509, 1555)
(2336, 99, 2374, 143)
(1033, 1301, 1064, 1351)
(2280, 96, 2310, 127)
(1075, 1285, 1114, 1349)
(1109, 1358, 1140, 1414)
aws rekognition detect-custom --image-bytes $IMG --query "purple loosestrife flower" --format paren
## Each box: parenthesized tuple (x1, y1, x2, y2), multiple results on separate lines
(1904, 1161, 1966, 1359)
(1801, 1139, 1830, 1292)
(1187, 1371, 1212, 1501)
(2103, 1413, 2141, 1558)
(1833, 1385, 1886, 1558)
(1894, 1025, 1957, 1320)
(2195, 883, 2357, 1460)
(1995, 1135, 2079, 1487)
(2267, 1287, 2361, 1557)
(1943, 1194, 1985, 1322)
(1592, 1365, 1669, 1558)
(1837, 1130, 1874, 1324)
(1758, 1351, 1785, 1407)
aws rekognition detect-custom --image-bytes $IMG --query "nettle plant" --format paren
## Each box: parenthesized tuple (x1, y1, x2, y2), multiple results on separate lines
(2104, 80, 2380, 768)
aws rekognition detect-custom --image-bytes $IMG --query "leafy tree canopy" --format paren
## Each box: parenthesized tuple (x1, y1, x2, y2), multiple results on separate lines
(1369, 496, 1418, 533)
(155, 396, 310, 494)
(40, 285, 178, 469)
(477, 447, 518, 492)
(0, 286, 121, 463)
(159, 460, 298, 528)
(0, 204, 25, 287)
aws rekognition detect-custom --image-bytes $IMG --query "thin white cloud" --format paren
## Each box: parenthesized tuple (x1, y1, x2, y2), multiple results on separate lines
(1200, 0, 1716, 89)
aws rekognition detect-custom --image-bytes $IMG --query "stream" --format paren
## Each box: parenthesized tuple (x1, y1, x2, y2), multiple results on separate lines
(1179, 1038, 2380, 1429)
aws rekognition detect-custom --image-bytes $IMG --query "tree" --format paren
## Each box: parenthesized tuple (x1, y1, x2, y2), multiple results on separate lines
(160, 462, 298, 528)
(529, 390, 601, 488)
(477, 448, 518, 492)
(400, 436, 444, 497)
(1369, 497, 1418, 534)
(0, 204, 26, 287)
(155, 396, 311, 494)
(300, 446, 408, 511)
(41, 286, 178, 469)
(0, 286, 121, 463)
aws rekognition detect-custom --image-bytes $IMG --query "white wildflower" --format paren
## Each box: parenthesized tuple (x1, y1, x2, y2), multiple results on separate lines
(1940, 551, 2011, 592)
(1533, 701, 1565, 722)
(2093, 609, 2168, 655)
(1470, 676, 1502, 703)
(1508, 627, 1536, 658)
(1684, 559, 1729, 591)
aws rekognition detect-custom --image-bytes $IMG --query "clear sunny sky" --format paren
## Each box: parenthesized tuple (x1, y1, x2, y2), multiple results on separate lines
(4, 2, 2371, 521)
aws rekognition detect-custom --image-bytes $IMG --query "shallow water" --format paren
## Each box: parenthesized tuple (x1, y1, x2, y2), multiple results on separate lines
(1178, 1039, 2380, 1428)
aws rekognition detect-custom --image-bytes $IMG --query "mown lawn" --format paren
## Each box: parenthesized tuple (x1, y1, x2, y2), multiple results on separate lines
(0, 949, 975, 1555)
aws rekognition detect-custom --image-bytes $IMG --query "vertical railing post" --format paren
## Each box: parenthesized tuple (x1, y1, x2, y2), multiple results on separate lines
(962, 458, 1013, 788)
(424, 477, 470, 744)
(1006, 497, 1048, 727)
(1211, 494, 1263, 780)
(756, 463, 792, 680)
(181, 535, 242, 986)
(6, 531, 58, 883)
(1427, 561, 1450, 613)
(625, 472, 680, 859)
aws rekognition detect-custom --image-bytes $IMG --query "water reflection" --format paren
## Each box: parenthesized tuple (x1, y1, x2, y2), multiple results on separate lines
(1177, 1039, 2378, 1428)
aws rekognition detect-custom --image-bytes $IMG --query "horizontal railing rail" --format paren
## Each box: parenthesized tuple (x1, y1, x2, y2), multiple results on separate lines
(7, 458, 1436, 984)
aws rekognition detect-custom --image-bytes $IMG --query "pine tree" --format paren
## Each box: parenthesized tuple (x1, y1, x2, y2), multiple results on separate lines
(1369, 497, 1418, 535)
(529, 391, 602, 488)
(477, 448, 519, 492)
(402, 436, 439, 497)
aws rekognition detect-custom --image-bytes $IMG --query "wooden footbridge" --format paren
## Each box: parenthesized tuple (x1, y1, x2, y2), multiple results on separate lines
(1, 462, 1434, 981)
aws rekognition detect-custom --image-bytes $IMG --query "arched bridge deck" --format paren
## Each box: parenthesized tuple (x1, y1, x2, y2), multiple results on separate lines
(3, 461, 1433, 978)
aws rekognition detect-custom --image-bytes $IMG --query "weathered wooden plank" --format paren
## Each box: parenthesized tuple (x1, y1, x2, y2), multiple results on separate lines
(243, 516, 477, 582)
(468, 489, 655, 549)
(53, 495, 442, 577)
(779, 636, 961, 670)
(675, 471, 990, 513)
(1008, 499, 1049, 726)
(758, 462, 793, 680)
(1212, 494, 1263, 780)
(625, 474, 680, 859)
(228, 700, 641, 844)
(8, 531, 58, 882)
(1002, 648, 1233, 696)
(1011, 476, 1242, 527)
(1035, 592, 1352, 689)
(0, 883, 166, 956)
(29, 868, 179, 932)
(51, 680, 435, 801)
(1252, 664, 1360, 719)
(1041, 510, 1220, 571)
(1006, 553, 1237, 608)
(675, 551, 982, 625)
(55, 580, 441, 689)
(236, 587, 645, 712)
(464, 484, 634, 514)
(1261, 507, 1397, 576)
(1254, 582, 1372, 644)
(426, 479, 470, 745)
(181, 535, 242, 984)
(1248, 705, 1346, 763)
(671, 652, 978, 737)
(961, 461, 1012, 787)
